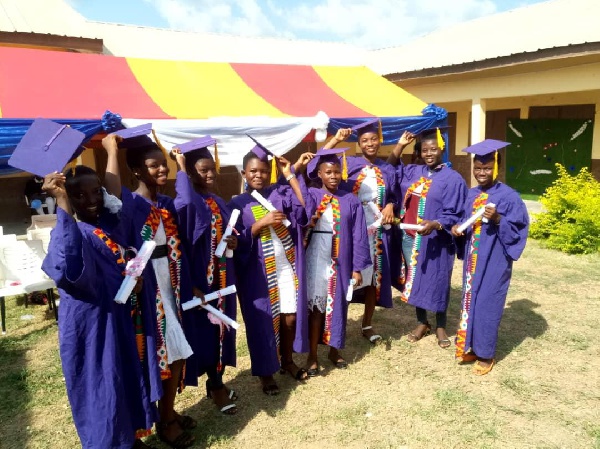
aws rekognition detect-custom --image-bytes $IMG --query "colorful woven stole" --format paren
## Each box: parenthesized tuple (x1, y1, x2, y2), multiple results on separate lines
(304, 194, 341, 344)
(205, 197, 228, 372)
(140, 205, 183, 380)
(92, 228, 146, 363)
(399, 177, 432, 303)
(455, 192, 489, 359)
(251, 203, 298, 356)
(352, 165, 385, 298)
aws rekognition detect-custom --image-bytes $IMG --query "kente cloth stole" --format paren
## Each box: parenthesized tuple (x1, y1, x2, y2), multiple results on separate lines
(141, 205, 183, 380)
(205, 197, 228, 372)
(399, 177, 432, 303)
(93, 228, 146, 363)
(304, 194, 341, 344)
(455, 192, 488, 359)
(251, 203, 298, 356)
(352, 165, 385, 299)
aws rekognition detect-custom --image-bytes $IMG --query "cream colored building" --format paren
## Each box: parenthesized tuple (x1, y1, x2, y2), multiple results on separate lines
(369, 0, 600, 187)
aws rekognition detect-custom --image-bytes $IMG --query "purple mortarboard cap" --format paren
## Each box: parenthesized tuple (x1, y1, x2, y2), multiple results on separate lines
(462, 139, 510, 157)
(247, 134, 275, 162)
(114, 123, 152, 139)
(8, 118, 86, 177)
(175, 136, 217, 155)
(351, 118, 380, 136)
(307, 147, 351, 180)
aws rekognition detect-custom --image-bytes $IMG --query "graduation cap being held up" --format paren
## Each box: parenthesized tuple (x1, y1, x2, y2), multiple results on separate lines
(115, 123, 169, 157)
(8, 118, 86, 177)
(351, 118, 382, 143)
(462, 139, 511, 181)
(173, 136, 220, 173)
(247, 134, 278, 183)
(307, 147, 352, 181)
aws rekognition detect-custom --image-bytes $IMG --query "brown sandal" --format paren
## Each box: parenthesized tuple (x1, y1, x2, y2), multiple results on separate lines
(406, 323, 431, 343)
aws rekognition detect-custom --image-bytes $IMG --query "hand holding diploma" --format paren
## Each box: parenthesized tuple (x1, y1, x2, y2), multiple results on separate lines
(182, 285, 239, 329)
(114, 240, 157, 304)
(452, 203, 497, 236)
(251, 190, 291, 227)
(215, 209, 240, 258)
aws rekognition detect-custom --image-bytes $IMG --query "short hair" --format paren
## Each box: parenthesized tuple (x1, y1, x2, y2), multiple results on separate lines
(184, 149, 213, 174)
(474, 153, 502, 165)
(242, 150, 263, 170)
(125, 144, 162, 170)
(64, 165, 99, 193)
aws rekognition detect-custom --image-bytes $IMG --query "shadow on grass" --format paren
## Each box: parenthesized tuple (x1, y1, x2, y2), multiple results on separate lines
(0, 321, 56, 449)
(496, 298, 548, 362)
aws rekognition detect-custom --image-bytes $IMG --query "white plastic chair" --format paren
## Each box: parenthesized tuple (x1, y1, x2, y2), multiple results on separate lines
(0, 240, 57, 334)
(27, 228, 52, 253)
(27, 214, 57, 231)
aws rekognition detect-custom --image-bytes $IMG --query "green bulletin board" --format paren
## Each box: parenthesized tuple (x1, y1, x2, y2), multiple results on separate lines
(505, 119, 593, 195)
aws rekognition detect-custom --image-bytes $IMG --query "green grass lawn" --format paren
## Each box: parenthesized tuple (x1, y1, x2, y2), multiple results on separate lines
(1, 240, 599, 449)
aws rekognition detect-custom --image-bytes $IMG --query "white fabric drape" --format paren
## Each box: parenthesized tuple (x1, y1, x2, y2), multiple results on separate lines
(122, 112, 329, 169)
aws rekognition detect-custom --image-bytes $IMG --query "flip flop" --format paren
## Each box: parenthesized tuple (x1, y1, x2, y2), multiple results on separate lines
(157, 420, 195, 449)
(174, 413, 197, 430)
(458, 353, 478, 364)
(361, 326, 383, 344)
(262, 384, 280, 396)
(437, 338, 452, 349)
(280, 362, 308, 381)
(306, 365, 320, 377)
(406, 323, 431, 343)
(473, 359, 495, 376)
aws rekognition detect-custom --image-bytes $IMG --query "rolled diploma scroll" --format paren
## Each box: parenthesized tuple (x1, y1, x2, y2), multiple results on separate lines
(456, 203, 496, 234)
(215, 209, 240, 258)
(346, 278, 356, 302)
(250, 190, 291, 228)
(114, 240, 157, 304)
(201, 303, 240, 330)
(366, 201, 391, 231)
(182, 285, 237, 311)
(399, 223, 425, 231)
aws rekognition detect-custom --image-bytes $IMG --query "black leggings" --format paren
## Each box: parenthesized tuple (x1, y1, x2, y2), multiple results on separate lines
(416, 307, 447, 329)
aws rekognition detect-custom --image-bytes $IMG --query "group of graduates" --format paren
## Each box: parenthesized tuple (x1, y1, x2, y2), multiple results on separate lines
(14, 117, 529, 449)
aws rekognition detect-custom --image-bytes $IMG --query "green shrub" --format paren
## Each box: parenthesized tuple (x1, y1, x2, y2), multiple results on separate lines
(530, 164, 600, 254)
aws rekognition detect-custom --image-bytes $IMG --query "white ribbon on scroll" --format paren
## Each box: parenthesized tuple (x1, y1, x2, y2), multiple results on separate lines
(399, 223, 425, 231)
(456, 203, 496, 234)
(114, 240, 157, 304)
(250, 190, 291, 227)
(182, 285, 237, 311)
(215, 209, 240, 258)
(366, 201, 391, 231)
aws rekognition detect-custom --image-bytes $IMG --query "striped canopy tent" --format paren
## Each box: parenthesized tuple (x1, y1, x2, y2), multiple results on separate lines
(0, 46, 447, 172)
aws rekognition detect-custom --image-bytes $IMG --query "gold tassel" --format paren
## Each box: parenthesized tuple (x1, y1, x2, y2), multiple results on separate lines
(436, 128, 445, 151)
(493, 151, 498, 180)
(151, 129, 169, 159)
(378, 120, 383, 143)
(214, 142, 220, 174)
(270, 157, 277, 184)
(69, 159, 77, 176)
(342, 151, 348, 181)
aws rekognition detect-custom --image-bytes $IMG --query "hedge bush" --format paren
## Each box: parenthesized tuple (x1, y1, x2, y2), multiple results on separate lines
(530, 164, 600, 254)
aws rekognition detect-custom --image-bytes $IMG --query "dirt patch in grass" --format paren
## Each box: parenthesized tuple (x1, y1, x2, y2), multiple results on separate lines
(2, 240, 599, 448)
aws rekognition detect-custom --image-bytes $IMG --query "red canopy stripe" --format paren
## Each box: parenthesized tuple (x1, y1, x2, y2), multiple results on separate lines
(231, 63, 370, 118)
(0, 47, 169, 119)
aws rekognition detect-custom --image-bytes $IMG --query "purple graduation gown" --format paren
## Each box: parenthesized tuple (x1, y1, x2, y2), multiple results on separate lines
(456, 182, 529, 359)
(115, 188, 194, 383)
(174, 172, 236, 385)
(339, 156, 397, 308)
(42, 208, 158, 449)
(228, 183, 308, 377)
(396, 163, 467, 312)
(305, 187, 372, 349)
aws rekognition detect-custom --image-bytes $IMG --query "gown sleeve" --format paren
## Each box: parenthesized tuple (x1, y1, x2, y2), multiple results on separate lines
(351, 197, 373, 273)
(174, 171, 211, 247)
(437, 173, 468, 231)
(495, 191, 530, 261)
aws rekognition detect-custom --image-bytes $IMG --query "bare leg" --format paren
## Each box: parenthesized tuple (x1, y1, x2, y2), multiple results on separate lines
(305, 308, 324, 373)
(361, 286, 381, 342)
(280, 313, 307, 380)
(158, 360, 193, 445)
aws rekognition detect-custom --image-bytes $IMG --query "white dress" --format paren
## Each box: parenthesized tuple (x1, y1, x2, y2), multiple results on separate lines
(150, 218, 193, 364)
(269, 226, 297, 314)
(356, 167, 379, 288)
(306, 204, 334, 313)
